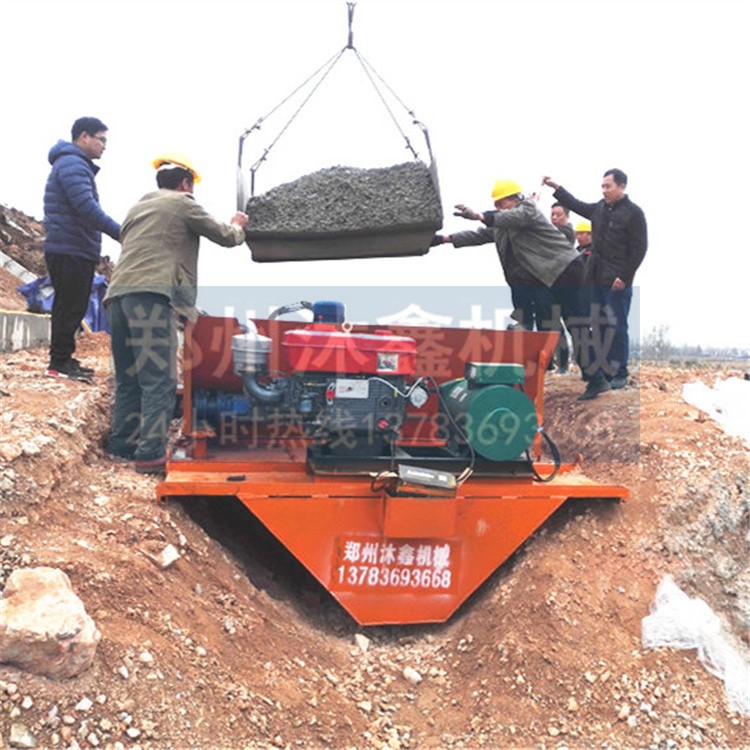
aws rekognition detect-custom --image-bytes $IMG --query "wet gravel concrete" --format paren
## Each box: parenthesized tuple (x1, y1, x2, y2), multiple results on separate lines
(245, 161, 443, 237)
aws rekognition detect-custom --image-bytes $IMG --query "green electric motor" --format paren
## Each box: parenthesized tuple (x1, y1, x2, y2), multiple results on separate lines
(439, 363, 538, 461)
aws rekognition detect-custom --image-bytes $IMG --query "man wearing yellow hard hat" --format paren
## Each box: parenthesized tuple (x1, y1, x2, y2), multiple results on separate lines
(574, 220, 592, 259)
(152, 153, 203, 183)
(431, 179, 594, 392)
(104, 154, 249, 474)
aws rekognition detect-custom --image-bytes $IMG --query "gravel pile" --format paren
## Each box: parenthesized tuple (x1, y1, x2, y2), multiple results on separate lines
(245, 161, 443, 237)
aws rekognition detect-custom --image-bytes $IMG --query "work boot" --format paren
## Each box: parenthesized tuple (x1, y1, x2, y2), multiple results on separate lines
(107, 451, 134, 464)
(134, 456, 167, 476)
(610, 375, 628, 390)
(70, 357, 95, 375)
(578, 376, 611, 401)
(46, 359, 93, 383)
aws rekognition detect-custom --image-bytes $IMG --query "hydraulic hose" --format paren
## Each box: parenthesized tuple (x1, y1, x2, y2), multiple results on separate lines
(526, 427, 561, 483)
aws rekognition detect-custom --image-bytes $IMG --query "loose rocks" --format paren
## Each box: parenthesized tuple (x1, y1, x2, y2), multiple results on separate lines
(244, 162, 443, 261)
(246, 162, 442, 236)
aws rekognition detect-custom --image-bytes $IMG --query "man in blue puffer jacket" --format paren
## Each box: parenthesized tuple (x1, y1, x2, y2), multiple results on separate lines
(43, 116, 120, 381)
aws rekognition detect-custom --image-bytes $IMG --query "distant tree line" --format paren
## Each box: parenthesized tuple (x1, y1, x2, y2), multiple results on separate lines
(635, 325, 749, 363)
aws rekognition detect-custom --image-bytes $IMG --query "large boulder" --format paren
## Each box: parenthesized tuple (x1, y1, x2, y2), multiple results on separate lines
(0, 567, 101, 679)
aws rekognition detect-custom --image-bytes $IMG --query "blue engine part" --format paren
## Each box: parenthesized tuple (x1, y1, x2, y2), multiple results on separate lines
(313, 300, 345, 323)
(193, 391, 254, 422)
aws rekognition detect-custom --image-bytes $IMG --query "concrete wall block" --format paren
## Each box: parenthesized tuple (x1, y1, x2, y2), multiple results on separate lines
(0, 311, 50, 353)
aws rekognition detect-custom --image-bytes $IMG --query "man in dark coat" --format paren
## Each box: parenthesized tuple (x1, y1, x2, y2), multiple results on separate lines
(43, 116, 120, 381)
(543, 169, 647, 400)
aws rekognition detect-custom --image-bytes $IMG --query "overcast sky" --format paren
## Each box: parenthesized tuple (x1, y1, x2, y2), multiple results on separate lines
(2, 0, 748, 349)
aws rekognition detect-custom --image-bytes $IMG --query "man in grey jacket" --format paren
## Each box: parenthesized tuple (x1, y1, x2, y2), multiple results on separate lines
(104, 155, 248, 474)
(432, 179, 595, 397)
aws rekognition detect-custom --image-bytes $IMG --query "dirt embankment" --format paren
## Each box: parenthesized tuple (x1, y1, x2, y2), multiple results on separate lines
(1, 327, 748, 749)
(0, 203, 113, 296)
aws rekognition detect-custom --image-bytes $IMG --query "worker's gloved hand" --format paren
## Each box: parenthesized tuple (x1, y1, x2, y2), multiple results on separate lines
(430, 234, 445, 246)
(453, 204, 479, 221)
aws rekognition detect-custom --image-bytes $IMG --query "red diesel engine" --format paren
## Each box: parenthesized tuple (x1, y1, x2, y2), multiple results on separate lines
(219, 301, 422, 456)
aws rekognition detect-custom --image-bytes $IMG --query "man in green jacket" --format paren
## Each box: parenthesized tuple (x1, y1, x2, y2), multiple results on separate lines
(104, 154, 248, 474)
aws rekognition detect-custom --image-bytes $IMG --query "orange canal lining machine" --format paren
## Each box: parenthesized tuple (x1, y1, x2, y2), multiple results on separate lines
(157, 301, 627, 625)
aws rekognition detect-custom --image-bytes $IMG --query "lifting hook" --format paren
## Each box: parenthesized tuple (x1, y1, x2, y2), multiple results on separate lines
(346, 2, 356, 49)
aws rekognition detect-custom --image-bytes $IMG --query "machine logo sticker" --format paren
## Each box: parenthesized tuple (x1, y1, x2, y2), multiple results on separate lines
(377, 353, 399, 372)
(331, 537, 459, 593)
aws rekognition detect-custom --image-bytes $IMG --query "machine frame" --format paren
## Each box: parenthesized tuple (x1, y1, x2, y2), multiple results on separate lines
(158, 315, 628, 625)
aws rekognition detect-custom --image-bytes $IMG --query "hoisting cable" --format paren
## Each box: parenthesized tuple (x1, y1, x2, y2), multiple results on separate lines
(354, 49, 419, 159)
(351, 48, 436, 162)
(346, 1, 427, 160)
(344, 3, 428, 158)
(239, 0, 434, 203)
(241, 1, 357, 194)
(247, 49, 347, 196)
(525, 426, 561, 483)
(237, 47, 343, 168)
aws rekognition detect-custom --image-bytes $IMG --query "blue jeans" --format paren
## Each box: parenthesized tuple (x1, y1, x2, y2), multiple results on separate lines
(588, 285, 633, 380)
(107, 293, 177, 461)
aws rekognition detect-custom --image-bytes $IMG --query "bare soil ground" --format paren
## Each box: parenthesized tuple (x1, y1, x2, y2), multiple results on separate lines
(0, 267, 28, 312)
(1, 330, 748, 750)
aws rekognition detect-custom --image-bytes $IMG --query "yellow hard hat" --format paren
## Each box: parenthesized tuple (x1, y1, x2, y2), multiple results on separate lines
(491, 179, 523, 202)
(575, 220, 592, 233)
(152, 153, 202, 183)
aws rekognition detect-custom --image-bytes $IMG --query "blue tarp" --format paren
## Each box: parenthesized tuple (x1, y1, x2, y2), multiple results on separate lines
(17, 274, 110, 334)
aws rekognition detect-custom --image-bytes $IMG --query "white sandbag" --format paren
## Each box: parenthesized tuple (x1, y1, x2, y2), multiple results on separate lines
(642, 575, 750, 716)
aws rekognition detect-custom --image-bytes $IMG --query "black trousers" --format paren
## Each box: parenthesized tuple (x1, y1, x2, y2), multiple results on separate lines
(45, 253, 96, 366)
(535, 286, 570, 370)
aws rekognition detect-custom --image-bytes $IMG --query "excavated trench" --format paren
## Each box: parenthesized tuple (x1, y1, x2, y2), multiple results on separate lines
(176, 495, 359, 634)
(172, 489, 622, 639)
(80, 360, 747, 646)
